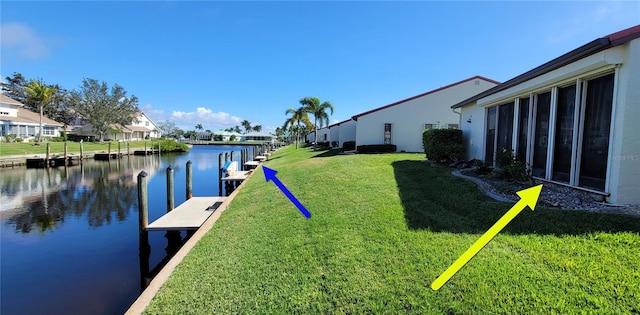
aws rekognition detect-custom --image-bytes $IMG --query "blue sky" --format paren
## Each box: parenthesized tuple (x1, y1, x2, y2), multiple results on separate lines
(2, 1, 638, 133)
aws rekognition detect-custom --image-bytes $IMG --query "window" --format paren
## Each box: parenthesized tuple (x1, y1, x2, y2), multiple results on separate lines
(532, 92, 551, 178)
(497, 102, 514, 153)
(424, 124, 433, 130)
(43, 127, 55, 136)
(145, 121, 149, 126)
(447, 124, 459, 129)
(552, 85, 577, 183)
(579, 73, 614, 190)
(384, 123, 392, 144)
(517, 97, 530, 162)
(323, 134, 327, 141)
(485, 107, 496, 164)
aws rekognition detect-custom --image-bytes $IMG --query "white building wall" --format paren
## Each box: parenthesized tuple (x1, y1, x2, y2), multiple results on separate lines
(338, 120, 356, 148)
(458, 105, 485, 161)
(356, 78, 498, 152)
(329, 126, 340, 147)
(317, 128, 330, 143)
(0, 103, 19, 116)
(608, 39, 640, 204)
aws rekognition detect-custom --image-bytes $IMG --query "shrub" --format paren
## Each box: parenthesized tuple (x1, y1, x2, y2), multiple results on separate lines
(3, 134, 17, 143)
(342, 141, 356, 151)
(51, 137, 65, 142)
(496, 148, 530, 182)
(422, 129, 464, 162)
(356, 144, 397, 153)
(153, 139, 190, 152)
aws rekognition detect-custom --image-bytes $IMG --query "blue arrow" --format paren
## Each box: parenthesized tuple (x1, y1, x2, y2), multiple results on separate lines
(263, 166, 311, 218)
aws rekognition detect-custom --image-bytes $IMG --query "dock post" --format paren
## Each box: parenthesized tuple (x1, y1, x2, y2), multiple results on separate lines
(127, 141, 130, 156)
(225, 152, 229, 162)
(186, 160, 193, 200)
(158, 141, 161, 155)
(144, 141, 147, 154)
(167, 167, 174, 212)
(218, 153, 223, 196)
(137, 171, 151, 292)
(80, 141, 84, 161)
(231, 151, 234, 162)
(46, 143, 51, 167)
(165, 166, 181, 248)
(137, 171, 150, 254)
(64, 142, 68, 160)
(118, 141, 121, 157)
(240, 149, 244, 170)
(108, 142, 112, 159)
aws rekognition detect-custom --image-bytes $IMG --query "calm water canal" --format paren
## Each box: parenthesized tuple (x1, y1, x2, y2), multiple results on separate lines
(0, 145, 252, 315)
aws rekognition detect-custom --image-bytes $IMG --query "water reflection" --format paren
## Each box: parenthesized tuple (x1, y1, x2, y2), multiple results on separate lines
(0, 156, 161, 233)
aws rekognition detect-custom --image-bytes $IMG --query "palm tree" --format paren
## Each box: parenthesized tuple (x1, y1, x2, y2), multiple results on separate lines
(299, 97, 334, 150)
(195, 123, 203, 131)
(252, 125, 262, 132)
(284, 106, 310, 149)
(24, 79, 57, 145)
(241, 120, 252, 134)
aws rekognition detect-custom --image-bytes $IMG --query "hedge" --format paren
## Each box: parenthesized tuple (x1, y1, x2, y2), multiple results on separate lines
(356, 144, 397, 154)
(422, 129, 464, 162)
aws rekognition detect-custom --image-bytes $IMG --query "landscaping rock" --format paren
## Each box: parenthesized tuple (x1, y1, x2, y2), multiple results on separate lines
(453, 168, 640, 217)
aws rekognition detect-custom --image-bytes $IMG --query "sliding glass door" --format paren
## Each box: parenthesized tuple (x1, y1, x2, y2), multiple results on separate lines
(579, 73, 614, 190)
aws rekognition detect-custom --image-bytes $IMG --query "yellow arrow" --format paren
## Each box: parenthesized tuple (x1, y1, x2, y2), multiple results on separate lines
(431, 184, 543, 291)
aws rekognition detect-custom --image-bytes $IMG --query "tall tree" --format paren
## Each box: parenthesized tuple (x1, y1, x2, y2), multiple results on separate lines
(233, 125, 242, 134)
(68, 78, 140, 142)
(195, 123, 203, 131)
(300, 97, 334, 150)
(241, 120, 252, 134)
(157, 120, 179, 137)
(284, 106, 310, 149)
(24, 79, 57, 144)
(252, 125, 262, 132)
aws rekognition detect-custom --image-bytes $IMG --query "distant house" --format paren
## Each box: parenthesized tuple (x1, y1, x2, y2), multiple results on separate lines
(451, 25, 640, 205)
(213, 130, 242, 141)
(336, 119, 356, 149)
(352, 76, 499, 152)
(69, 111, 160, 141)
(0, 94, 63, 141)
(241, 132, 274, 142)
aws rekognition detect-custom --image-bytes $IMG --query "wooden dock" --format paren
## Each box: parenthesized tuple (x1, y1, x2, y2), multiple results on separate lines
(25, 156, 76, 168)
(94, 153, 122, 160)
(134, 150, 158, 156)
(146, 197, 226, 231)
(254, 155, 267, 161)
(220, 170, 252, 181)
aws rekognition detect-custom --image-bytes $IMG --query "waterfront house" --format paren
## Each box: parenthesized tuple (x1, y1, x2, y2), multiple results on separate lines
(241, 131, 274, 142)
(352, 76, 499, 152)
(451, 25, 640, 204)
(69, 111, 160, 141)
(0, 94, 63, 141)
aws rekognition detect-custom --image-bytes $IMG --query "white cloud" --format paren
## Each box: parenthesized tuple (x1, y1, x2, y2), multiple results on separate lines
(0, 22, 50, 61)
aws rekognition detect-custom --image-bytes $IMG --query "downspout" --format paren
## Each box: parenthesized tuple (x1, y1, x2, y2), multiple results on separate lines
(452, 108, 462, 127)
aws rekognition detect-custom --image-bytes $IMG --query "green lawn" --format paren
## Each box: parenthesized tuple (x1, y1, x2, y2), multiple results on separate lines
(0, 140, 156, 156)
(144, 145, 640, 314)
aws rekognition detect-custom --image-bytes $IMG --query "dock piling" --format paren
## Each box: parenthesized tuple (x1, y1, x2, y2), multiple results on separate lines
(46, 143, 51, 167)
(186, 160, 193, 200)
(80, 141, 84, 160)
(167, 167, 174, 212)
(218, 153, 223, 196)
(137, 171, 150, 253)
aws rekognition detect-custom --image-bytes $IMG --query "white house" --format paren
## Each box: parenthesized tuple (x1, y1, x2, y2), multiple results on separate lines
(316, 127, 330, 144)
(451, 25, 640, 205)
(70, 111, 160, 141)
(352, 76, 499, 152)
(0, 94, 63, 141)
(337, 119, 356, 149)
(241, 132, 274, 142)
